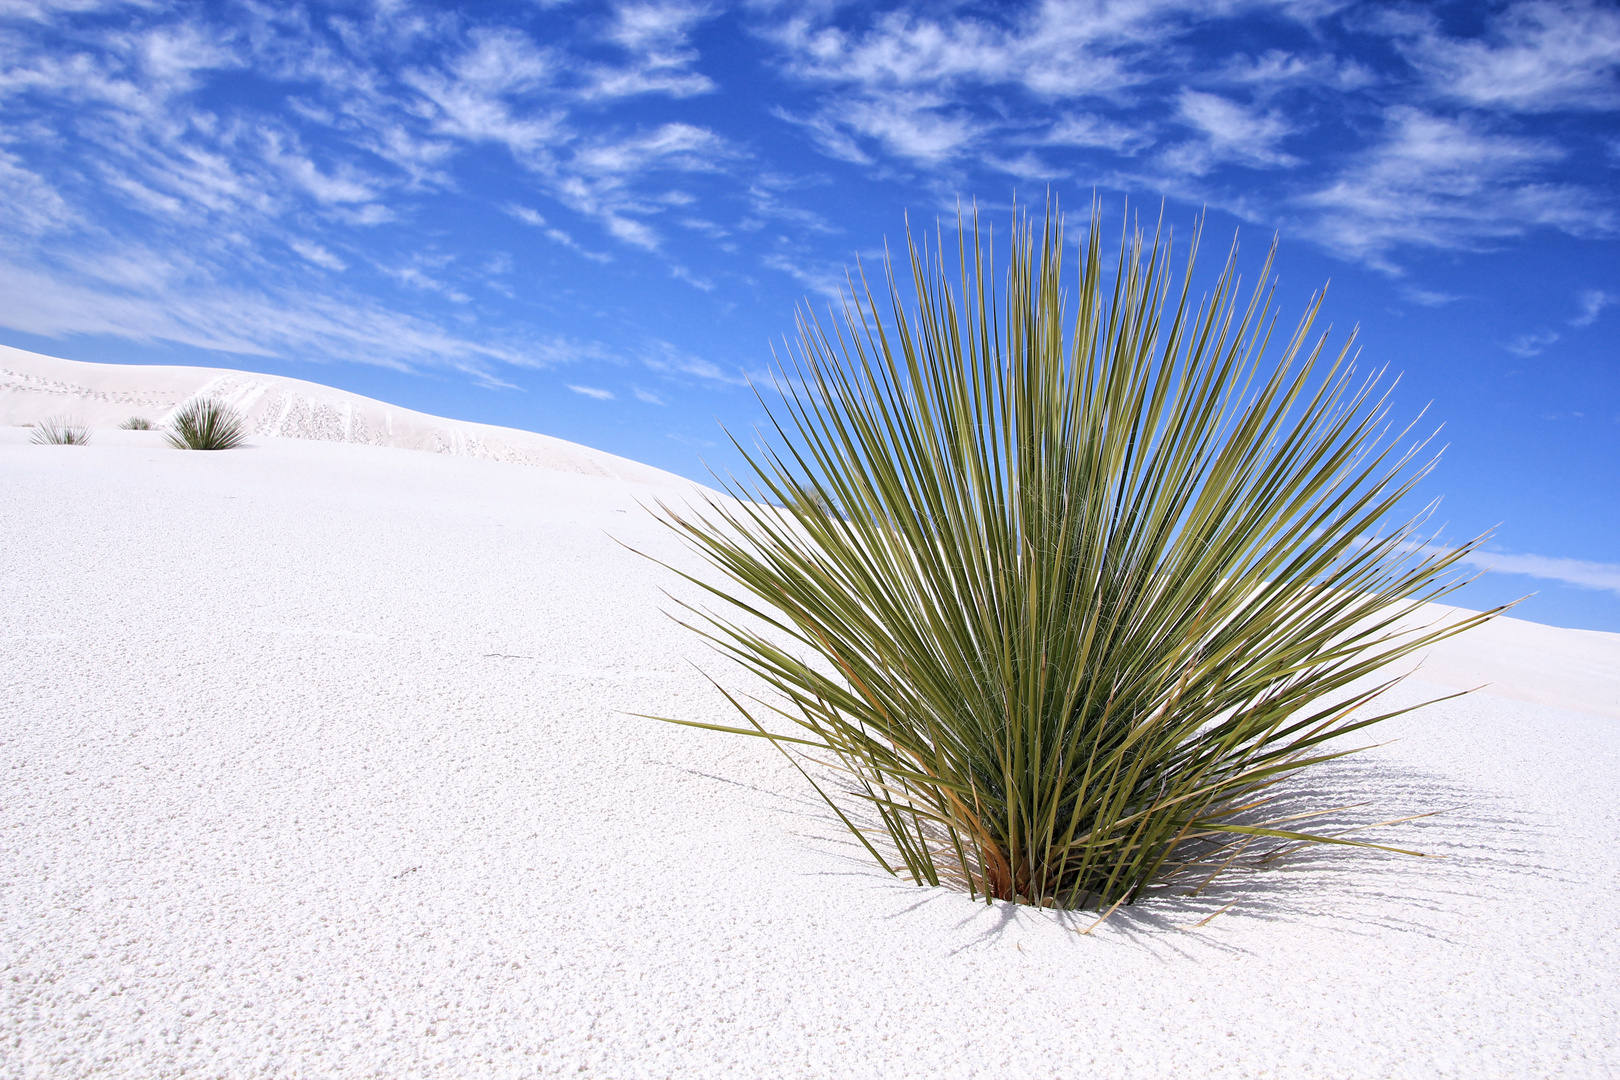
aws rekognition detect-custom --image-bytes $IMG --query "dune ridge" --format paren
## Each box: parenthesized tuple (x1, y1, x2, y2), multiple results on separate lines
(0, 343, 681, 485)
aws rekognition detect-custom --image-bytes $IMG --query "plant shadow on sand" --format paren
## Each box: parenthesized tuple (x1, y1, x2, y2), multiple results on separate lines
(656, 750, 1555, 957)
(1089, 755, 1558, 950)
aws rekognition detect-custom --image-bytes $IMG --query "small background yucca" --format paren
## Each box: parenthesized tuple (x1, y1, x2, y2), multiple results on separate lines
(165, 398, 246, 450)
(120, 416, 153, 430)
(31, 416, 91, 445)
(651, 203, 1503, 913)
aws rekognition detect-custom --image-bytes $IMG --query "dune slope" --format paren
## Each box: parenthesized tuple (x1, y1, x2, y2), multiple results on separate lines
(1, 421, 1617, 1077)
(0, 344, 680, 484)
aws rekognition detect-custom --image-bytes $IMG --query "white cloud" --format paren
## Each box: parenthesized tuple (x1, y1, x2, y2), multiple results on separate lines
(103, 173, 186, 217)
(400, 28, 736, 254)
(1571, 288, 1614, 326)
(585, 0, 716, 99)
(670, 264, 714, 290)
(1402, 287, 1462, 307)
(1160, 89, 1299, 176)
(133, 21, 240, 91)
(571, 122, 727, 176)
(602, 213, 660, 250)
(288, 238, 346, 270)
(1465, 549, 1620, 595)
(741, 183, 838, 233)
(769, 107, 873, 164)
(1503, 329, 1560, 357)
(985, 150, 1067, 181)
(762, 1, 1206, 169)
(1403, 536, 1620, 595)
(0, 1, 126, 17)
(404, 30, 563, 156)
(382, 261, 471, 304)
(0, 255, 530, 377)
(261, 130, 379, 205)
(605, 0, 711, 54)
(769, 1, 1160, 99)
(506, 203, 614, 261)
(758, 3, 1615, 272)
(54, 242, 195, 294)
(632, 385, 665, 404)
(841, 92, 984, 163)
(278, 22, 740, 258)
(1398, 0, 1620, 112)
(0, 20, 240, 128)
(542, 123, 735, 250)
(1045, 112, 1153, 155)
(76, 112, 284, 224)
(328, 203, 393, 226)
(1220, 48, 1378, 93)
(642, 339, 747, 384)
(678, 216, 727, 236)
(776, 92, 986, 168)
(0, 150, 76, 233)
(1297, 107, 1614, 270)
(568, 383, 615, 399)
(0, 1, 761, 393)
(507, 204, 547, 228)
(761, 252, 848, 301)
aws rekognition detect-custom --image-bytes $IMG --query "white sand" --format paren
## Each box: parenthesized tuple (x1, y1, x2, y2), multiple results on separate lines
(2, 355, 1618, 1077)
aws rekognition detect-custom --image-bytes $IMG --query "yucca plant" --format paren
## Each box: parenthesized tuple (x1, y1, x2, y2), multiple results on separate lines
(165, 397, 246, 450)
(31, 416, 91, 445)
(120, 416, 153, 430)
(650, 203, 1502, 913)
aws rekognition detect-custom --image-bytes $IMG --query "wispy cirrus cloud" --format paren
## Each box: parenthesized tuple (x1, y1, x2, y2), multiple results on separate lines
(1044, 111, 1154, 155)
(1158, 89, 1299, 176)
(1503, 329, 1561, 358)
(641, 339, 749, 385)
(1571, 288, 1615, 326)
(288, 238, 346, 271)
(506, 203, 614, 262)
(0, 150, 76, 233)
(0, 0, 760, 379)
(0, 254, 564, 382)
(1218, 48, 1377, 94)
(758, 0, 1164, 174)
(1295, 107, 1614, 271)
(760, 0, 1620, 273)
(1451, 545, 1620, 596)
(402, 28, 563, 155)
(393, 24, 736, 254)
(1395, 535, 1620, 597)
(760, 252, 849, 302)
(767, 1, 1166, 97)
(1391, 0, 1620, 112)
(585, 0, 716, 100)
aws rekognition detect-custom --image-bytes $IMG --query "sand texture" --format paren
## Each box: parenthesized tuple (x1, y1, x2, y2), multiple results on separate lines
(2, 405, 1618, 1076)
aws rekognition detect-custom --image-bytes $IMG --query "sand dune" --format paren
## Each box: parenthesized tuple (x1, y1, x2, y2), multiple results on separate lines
(0, 344, 681, 485)
(2, 361, 1617, 1077)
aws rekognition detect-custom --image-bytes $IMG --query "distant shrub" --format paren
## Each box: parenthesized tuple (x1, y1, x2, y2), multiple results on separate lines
(31, 416, 91, 445)
(165, 398, 246, 451)
(120, 416, 153, 430)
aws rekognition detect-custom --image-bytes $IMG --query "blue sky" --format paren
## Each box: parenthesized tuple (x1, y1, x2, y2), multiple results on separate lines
(1, 0, 1617, 630)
